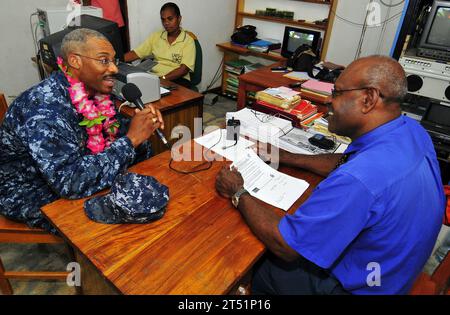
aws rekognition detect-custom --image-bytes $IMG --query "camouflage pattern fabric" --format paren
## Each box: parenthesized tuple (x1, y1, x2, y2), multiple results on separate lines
(0, 71, 152, 233)
(84, 172, 169, 224)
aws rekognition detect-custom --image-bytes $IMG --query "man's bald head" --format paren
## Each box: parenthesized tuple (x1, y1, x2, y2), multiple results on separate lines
(341, 55, 407, 105)
(61, 28, 109, 61)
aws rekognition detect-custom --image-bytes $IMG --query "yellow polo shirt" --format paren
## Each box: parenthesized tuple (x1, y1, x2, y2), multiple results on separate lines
(134, 29, 195, 81)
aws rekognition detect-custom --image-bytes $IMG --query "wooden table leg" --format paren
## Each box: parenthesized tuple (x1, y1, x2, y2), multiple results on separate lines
(237, 80, 247, 110)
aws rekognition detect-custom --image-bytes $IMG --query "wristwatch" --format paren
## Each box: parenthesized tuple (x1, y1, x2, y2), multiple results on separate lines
(232, 187, 248, 208)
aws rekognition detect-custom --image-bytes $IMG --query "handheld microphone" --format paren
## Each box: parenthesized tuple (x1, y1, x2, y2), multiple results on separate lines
(121, 83, 171, 149)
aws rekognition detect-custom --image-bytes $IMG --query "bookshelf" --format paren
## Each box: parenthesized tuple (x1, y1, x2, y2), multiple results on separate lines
(234, 0, 338, 60)
(217, 0, 338, 99)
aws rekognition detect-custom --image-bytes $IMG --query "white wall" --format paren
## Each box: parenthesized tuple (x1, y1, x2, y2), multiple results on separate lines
(240, 0, 406, 66)
(127, 0, 237, 93)
(0, 0, 406, 101)
(0, 0, 66, 103)
(326, 0, 406, 65)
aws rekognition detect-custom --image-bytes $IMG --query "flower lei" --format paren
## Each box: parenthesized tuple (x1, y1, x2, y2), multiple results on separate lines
(57, 57, 120, 154)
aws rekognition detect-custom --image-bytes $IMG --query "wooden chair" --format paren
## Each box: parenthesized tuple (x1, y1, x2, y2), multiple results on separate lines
(0, 92, 71, 295)
(410, 250, 450, 295)
(0, 93, 7, 124)
(0, 216, 71, 295)
(410, 186, 450, 295)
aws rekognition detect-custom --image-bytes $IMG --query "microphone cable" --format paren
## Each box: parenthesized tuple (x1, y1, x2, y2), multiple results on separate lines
(168, 129, 223, 174)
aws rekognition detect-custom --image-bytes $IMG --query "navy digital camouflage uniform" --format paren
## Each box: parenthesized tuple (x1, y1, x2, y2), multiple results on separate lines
(0, 71, 152, 233)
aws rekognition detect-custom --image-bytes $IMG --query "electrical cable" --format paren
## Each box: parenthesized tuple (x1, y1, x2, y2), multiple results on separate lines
(205, 58, 224, 91)
(330, 7, 403, 28)
(30, 13, 39, 56)
(376, 0, 393, 53)
(379, 0, 405, 7)
(354, 0, 372, 59)
(168, 129, 223, 174)
(250, 109, 294, 136)
(221, 133, 238, 150)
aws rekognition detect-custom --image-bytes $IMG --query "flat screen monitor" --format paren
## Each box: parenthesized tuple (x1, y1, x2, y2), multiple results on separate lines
(418, 0, 450, 51)
(281, 26, 321, 58)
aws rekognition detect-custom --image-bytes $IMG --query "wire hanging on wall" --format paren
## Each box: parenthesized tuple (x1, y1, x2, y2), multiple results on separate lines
(330, 0, 405, 28)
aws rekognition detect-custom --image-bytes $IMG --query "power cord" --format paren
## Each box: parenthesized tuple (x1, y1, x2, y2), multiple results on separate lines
(250, 109, 294, 136)
(221, 133, 238, 150)
(168, 129, 223, 174)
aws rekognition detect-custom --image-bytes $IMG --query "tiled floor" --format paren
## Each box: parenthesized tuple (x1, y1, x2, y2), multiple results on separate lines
(0, 94, 236, 295)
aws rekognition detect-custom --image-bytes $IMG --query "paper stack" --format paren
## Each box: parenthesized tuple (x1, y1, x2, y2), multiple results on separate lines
(255, 86, 301, 110)
(301, 79, 334, 97)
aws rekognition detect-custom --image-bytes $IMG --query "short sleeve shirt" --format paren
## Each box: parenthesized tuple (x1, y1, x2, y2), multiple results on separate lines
(134, 29, 195, 81)
(278, 116, 445, 294)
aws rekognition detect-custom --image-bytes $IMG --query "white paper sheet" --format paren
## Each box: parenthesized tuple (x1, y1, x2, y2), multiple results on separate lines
(194, 129, 255, 161)
(226, 108, 293, 143)
(232, 149, 310, 211)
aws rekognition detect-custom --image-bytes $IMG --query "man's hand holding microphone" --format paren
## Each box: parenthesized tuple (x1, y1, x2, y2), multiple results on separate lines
(122, 83, 169, 149)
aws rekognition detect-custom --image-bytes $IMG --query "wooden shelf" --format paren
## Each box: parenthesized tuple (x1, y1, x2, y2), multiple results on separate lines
(237, 12, 327, 31)
(294, 0, 332, 5)
(216, 42, 286, 62)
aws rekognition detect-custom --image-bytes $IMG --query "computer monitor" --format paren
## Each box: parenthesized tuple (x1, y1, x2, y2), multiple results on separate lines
(417, 0, 450, 61)
(39, 14, 124, 68)
(281, 26, 321, 58)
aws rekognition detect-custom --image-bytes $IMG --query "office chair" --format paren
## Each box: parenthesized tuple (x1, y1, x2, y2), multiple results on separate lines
(186, 31, 203, 91)
(0, 93, 72, 295)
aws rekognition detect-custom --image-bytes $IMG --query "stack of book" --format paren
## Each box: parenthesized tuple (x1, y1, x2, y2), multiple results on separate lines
(253, 87, 328, 127)
(247, 39, 282, 53)
(223, 59, 253, 97)
(290, 100, 320, 125)
(255, 87, 301, 110)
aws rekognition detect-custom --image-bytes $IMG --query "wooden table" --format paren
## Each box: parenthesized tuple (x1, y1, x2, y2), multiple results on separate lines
(119, 80, 204, 155)
(41, 141, 324, 295)
(237, 65, 330, 111)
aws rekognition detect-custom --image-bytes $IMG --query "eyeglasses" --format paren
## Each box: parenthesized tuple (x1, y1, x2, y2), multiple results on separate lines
(331, 86, 385, 99)
(74, 54, 119, 67)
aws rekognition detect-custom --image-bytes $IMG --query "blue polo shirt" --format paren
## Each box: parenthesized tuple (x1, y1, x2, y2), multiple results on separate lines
(279, 115, 445, 294)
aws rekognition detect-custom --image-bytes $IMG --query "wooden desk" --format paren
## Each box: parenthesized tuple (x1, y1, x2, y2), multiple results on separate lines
(119, 81, 204, 155)
(41, 142, 323, 295)
(237, 65, 330, 111)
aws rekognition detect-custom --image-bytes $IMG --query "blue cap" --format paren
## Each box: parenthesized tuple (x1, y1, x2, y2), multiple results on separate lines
(84, 172, 169, 224)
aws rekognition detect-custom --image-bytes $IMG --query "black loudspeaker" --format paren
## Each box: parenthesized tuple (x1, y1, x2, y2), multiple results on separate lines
(400, 56, 450, 102)
(407, 74, 423, 92)
(404, 71, 450, 102)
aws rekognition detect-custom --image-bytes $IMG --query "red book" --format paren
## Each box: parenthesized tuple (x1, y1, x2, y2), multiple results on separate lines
(290, 100, 317, 119)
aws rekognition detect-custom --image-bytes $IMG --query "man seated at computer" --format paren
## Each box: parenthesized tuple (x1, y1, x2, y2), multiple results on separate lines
(124, 2, 195, 88)
(215, 55, 445, 294)
(0, 28, 164, 233)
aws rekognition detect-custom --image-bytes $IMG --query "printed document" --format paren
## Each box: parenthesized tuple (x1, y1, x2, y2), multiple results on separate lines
(232, 149, 309, 211)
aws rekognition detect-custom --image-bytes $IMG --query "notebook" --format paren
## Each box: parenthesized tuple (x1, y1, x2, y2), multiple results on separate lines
(301, 80, 334, 96)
